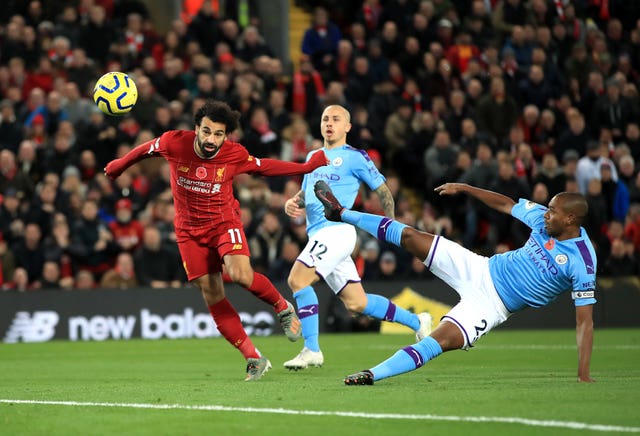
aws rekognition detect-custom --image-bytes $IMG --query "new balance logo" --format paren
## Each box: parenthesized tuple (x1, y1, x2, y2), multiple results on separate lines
(3, 311, 59, 343)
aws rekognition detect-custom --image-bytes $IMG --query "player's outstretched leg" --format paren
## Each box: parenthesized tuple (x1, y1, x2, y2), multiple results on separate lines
(344, 336, 443, 386)
(361, 293, 432, 340)
(314, 181, 433, 262)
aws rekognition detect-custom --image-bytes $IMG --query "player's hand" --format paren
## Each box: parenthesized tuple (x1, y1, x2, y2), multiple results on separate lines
(104, 158, 125, 180)
(434, 182, 467, 196)
(285, 195, 305, 218)
(305, 150, 330, 171)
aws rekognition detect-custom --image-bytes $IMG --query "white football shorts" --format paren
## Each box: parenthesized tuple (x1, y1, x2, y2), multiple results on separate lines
(424, 235, 512, 349)
(297, 223, 361, 294)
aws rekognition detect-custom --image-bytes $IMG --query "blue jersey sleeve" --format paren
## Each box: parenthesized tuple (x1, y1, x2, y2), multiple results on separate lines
(349, 147, 386, 190)
(511, 198, 548, 231)
(569, 239, 597, 307)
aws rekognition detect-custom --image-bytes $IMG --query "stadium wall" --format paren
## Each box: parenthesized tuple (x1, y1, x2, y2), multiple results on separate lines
(1, 278, 638, 343)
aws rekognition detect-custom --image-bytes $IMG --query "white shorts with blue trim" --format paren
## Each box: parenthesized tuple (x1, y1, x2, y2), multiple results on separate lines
(424, 235, 512, 349)
(297, 223, 361, 293)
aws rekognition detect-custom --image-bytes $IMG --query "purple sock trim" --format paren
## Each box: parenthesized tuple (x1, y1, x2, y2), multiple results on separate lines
(297, 304, 319, 320)
(427, 235, 440, 269)
(384, 302, 397, 322)
(402, 346, 425, 368)
(377, 217, 393, 241)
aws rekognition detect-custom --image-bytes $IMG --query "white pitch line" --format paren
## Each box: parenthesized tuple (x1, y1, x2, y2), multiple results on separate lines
(1, 399, 638, 433)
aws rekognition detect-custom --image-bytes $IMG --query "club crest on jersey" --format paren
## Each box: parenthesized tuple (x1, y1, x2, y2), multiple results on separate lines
(525, 201, 536, 209)
(332, 157, 343, 167)
(215, 167, 226, 182)
(555, 254, 568, 265)
(196, 167, 207, 179)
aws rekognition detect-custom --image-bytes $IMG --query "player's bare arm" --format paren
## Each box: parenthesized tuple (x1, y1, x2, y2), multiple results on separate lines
(435, 183, 515, 215)
(575, 304, 595, 383)
(374, 183, 395, 219)
(285, 190, 305, 219)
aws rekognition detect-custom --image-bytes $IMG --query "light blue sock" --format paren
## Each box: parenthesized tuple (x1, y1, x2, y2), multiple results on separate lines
(341, 210, 407, 246)
(362, 294, 419, 330)
(371, 336, 443, 381)
(293, 286, 320, 352)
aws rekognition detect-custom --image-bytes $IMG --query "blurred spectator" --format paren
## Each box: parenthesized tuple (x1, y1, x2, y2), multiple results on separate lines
(100, 251, 138, 289)
(576, 140, 618, 195)
(74, 269, 97, 290)
(476, 76, 518, 146)
(532, 153, 566, 198)
(3, 267, 30, 292)
(0, 150, 34, 207)
(0, 99, 23, 153)
(10, 222, 44, 286)
(267, 239, 301, 282)
(69, 199, 118, 279)
(133, 225, 183, 288)
(489, 159, 531, 247)
(109, 198, 144, 253)
(301, 6, 341, 73)
(280, 116, 313, 163)
(79, 5, 116, 67)
(424, 129, 461, 190)
(0, 232, 16, 287)
(248, 210, 286, 275)
(236, 25, 273, 63)
(600, 162, 629, 222)
(554, 109, 590, 162)
(601, 238, 639, 276)
(624, 204, 640, 254)
(591, 78, 638, 142)
(377, 250, 398, 280)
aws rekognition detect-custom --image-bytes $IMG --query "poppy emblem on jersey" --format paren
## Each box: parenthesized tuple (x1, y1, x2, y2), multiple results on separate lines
(215, 167, 226, 182)
(555, 254, 568, 265)
(196, 167, 207, 179)
(544, 239, 555, 250)
(332, 157, 343, 167)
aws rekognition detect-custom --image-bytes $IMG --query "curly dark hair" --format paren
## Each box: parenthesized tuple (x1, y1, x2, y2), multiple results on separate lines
(194, 100, 241, 133)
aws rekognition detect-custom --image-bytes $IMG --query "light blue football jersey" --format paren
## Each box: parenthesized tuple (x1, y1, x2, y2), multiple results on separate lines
(303, 145, 386, 237)
(489, 199, 598, 312)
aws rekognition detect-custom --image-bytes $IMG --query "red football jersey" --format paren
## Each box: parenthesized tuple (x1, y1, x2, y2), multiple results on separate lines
(147, 130, 265, 232)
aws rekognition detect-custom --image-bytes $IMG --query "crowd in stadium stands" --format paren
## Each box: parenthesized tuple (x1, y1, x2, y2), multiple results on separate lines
(1, 0, 640, 291)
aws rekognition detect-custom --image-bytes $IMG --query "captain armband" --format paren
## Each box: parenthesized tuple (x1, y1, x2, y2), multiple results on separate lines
(572, 290, 595, 300)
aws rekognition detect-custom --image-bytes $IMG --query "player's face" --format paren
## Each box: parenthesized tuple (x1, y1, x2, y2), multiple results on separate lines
(195, 117, 226, 158)
(544, 196, 568, 238)
(321, 106, 351, 146)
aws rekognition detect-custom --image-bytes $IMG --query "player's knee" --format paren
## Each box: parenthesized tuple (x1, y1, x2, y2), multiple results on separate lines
(340, 293, 367, 313)
(199, 284, 224, 304)
(400, 227, 432, 260)
(287, 272, 308, 292)
(226, 267, 253, 287)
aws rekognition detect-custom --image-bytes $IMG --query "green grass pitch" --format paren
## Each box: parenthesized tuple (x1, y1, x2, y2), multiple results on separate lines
(1, 328, 639, 435)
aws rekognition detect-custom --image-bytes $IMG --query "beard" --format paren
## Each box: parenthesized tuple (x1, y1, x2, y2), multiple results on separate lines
(196, 135, 222, 158)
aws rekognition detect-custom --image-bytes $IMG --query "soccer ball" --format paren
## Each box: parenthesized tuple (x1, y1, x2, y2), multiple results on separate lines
(93, 72, 138, 116)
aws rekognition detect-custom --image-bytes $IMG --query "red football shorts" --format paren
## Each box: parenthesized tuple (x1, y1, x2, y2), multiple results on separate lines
(176, 224, 251, 281)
